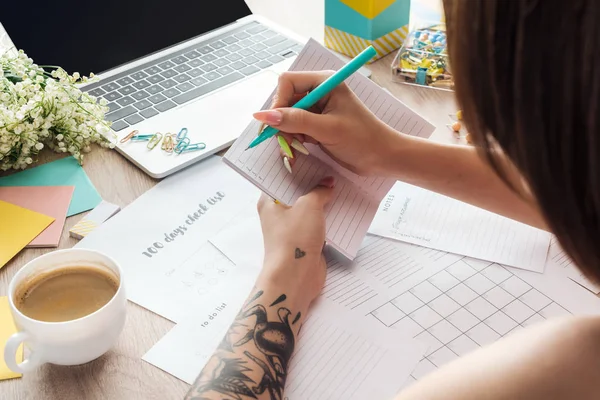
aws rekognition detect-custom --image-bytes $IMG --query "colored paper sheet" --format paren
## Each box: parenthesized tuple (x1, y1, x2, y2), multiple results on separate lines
(0, 200, 54, 268)
(0, 297, 22, 380)
(0, 186, 74, 247)
(0, 157, 102, 216)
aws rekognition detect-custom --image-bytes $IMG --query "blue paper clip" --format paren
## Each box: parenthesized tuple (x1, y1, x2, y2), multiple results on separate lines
(178, 142, 206, 154)
(130, 134, 155, 142)
(174, 137, 191, 154)
(176, 127, 188, 142)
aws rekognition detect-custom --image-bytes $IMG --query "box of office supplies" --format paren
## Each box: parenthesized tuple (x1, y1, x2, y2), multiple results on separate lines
(324, 0, 411, 62)
(391, 21, 454, 91)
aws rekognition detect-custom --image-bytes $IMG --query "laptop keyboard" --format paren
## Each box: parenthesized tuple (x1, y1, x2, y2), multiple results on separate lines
(83, 22, 302, 132)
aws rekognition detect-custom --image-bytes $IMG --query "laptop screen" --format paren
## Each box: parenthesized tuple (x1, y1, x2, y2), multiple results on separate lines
(1, 1, 252, 75)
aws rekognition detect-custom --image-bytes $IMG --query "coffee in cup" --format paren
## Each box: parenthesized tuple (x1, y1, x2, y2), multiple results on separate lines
(4, 249, 126, 373)
(14, 265, 119, 323)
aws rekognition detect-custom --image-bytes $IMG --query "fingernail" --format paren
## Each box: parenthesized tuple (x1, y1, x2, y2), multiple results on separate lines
(254, 110, 283, 126)
(283, 156, 293, 174)
(290, 138, 310, 155)
(277, 135, 294, 159)
(257, 122, 266, 136)
(319, 176, 336, 188)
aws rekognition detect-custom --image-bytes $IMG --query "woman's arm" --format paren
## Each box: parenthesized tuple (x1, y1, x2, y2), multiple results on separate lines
(396, 316, 600, 400)
(258, 71, 547, 231)
(381, 132, 548, 230)
(185, 177, 335, 400)
(184, 277, 307, 400)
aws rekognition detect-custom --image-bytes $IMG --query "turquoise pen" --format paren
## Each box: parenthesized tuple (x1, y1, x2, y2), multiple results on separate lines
(246, 45, 378, 150)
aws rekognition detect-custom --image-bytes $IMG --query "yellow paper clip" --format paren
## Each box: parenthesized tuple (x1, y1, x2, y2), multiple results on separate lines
(120, 130, 139, 143)
(162, 133, 175, 153)
(147, 132, 163, 150)
(174, 137, 191, 154)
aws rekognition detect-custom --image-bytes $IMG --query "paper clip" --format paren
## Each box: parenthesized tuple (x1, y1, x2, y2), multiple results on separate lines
(176, 127, 188, 143)
(161, 133, 175, 153)
(177, 142, 206, 154)
(174, 136, 191, 154)
(130, 134, 155, 142)
(147, 132, 163, 150)
(120, 130, 139, 143)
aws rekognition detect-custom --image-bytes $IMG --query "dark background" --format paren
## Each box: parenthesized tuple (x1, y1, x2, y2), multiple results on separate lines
(1, 1, 252, 75)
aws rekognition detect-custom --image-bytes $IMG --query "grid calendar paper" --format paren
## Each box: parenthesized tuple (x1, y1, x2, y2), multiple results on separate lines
(363, 249, 600, 388)
(222, 38, 435, 259)
(210, 214, 600, 390)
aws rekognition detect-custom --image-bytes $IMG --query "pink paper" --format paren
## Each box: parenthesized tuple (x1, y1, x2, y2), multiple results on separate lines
(0, 186, 74, 247)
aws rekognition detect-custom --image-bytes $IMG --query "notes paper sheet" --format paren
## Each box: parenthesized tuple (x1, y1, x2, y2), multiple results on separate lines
(369, 181, 552, 271)
(223, 39, 435, 260)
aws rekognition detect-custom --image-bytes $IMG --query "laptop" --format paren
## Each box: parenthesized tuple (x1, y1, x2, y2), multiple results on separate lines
(1, 1, 306, 178)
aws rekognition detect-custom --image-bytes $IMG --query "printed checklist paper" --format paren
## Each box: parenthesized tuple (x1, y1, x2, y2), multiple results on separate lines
(369, 181, 552, 271)
(223, 38, 435, 259)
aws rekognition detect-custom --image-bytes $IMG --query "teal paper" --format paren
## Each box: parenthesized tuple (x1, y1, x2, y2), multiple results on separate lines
(325, 0, 410, 40)
(0, 157, 102, 216)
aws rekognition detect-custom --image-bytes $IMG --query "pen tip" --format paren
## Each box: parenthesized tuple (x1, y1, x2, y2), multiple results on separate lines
(244, 146, 251, 151)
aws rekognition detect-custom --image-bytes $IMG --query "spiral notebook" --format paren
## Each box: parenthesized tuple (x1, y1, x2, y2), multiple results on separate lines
(222, 39, 435, 259)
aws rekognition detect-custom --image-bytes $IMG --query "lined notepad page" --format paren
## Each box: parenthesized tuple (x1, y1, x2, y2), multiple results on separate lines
(223, 39, 435, 259)
(369, 181, 552, 271)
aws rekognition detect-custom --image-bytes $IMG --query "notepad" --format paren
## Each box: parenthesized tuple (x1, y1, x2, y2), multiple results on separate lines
(0, 200, 54, 269)
(223, 39, 435, 259)
(0, 157, 102, 216)
(0, 297, 22, 381)
(0, 186, 74, 247)
(368, 181, 552, 272)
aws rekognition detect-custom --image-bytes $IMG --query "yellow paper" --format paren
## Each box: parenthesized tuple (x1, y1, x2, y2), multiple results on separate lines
(0, 296, 22, 380)
(0, 200, 54, 269)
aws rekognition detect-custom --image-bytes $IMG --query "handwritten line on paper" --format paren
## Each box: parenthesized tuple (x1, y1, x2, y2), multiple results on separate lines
(548, 237, 600, 294)
(369, 181, 552, 272)
(222, 39, 435, 259)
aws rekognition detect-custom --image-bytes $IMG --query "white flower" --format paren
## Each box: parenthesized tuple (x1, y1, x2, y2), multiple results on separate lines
(35, 142, 44, 150)
(55, 134, 64, 141)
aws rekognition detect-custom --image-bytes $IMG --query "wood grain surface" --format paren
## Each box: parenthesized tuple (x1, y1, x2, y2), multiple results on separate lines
(0, 51, 460, 400)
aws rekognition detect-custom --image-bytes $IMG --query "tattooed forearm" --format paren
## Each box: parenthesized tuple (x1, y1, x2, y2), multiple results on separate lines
(185, 290, 302, 400)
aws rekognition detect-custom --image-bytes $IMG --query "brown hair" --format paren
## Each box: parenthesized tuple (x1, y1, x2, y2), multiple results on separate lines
(443, 0, 600, 280)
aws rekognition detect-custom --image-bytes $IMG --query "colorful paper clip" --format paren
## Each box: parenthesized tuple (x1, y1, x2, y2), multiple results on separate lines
(131, 134, 156, 142)
(178, 142, 206, 154)
(176, 127, 188, 143)
(161, 133, 175, 153)
(147, 132, 163, 150)
(120, 130, 140, 143)
(174, 136, 191, 154)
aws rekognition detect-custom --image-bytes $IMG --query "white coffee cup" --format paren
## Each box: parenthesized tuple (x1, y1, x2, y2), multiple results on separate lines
(3, 249, 126, 373)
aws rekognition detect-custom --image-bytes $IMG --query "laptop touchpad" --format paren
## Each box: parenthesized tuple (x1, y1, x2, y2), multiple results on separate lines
(115, 70, 280, 178)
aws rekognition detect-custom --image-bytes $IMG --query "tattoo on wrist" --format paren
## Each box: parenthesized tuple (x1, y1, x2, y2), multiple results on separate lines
(294, 248, 306, 259)
(185, 290, 302, 400)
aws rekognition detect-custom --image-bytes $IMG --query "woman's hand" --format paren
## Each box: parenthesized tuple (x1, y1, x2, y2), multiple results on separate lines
(253, 71, 403, 176)
(255, 176, 335, 308)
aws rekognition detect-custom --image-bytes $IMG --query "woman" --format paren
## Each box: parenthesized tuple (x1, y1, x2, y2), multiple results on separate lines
(185, 1, 600, 399)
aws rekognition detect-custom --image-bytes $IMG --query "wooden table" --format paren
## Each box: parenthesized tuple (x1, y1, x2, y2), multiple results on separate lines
(0, 53, 458, 400)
